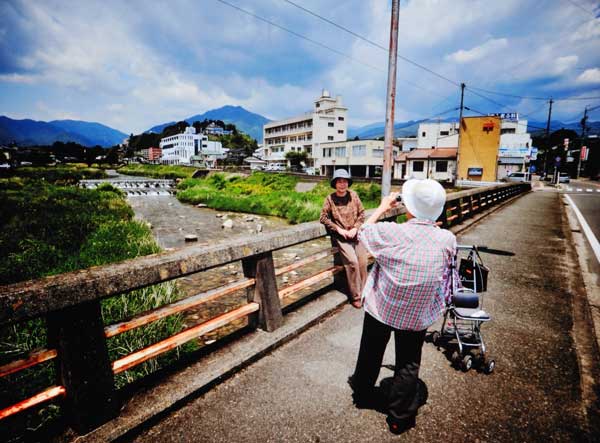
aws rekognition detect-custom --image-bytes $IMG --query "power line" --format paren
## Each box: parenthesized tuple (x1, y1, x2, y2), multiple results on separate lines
(214, 0, 384, 73)
(564, 0, 598, 18)
(281, 0, 461, 87)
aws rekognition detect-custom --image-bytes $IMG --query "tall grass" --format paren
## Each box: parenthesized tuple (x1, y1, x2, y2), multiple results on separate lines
(177, 172, 382, 223)
(0, 176, 190, 437)
(118, 164, 197, 179)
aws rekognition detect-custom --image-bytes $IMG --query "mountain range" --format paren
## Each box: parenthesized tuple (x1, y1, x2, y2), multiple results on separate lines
(146, 105, 270, 142)
(0, 116, 128, 147)
(348, 118, 600, 140)
(2, 106, 598, 148)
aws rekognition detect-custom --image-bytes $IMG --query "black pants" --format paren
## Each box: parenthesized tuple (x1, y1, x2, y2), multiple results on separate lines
(352, 312, 427, 420)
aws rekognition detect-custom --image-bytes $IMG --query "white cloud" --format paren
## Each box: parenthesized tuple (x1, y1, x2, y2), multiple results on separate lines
(576, 68, 600, 84)
(445, 38, 508, 64)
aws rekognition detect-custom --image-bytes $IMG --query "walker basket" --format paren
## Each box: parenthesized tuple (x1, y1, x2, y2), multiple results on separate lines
(458, 258, 489, 292)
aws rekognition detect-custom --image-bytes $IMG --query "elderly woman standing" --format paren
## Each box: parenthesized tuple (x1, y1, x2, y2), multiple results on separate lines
(319, 169, 368, 308)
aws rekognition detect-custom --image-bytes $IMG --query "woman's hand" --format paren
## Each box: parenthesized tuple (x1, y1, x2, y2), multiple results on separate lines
(379, 192, 400, 211)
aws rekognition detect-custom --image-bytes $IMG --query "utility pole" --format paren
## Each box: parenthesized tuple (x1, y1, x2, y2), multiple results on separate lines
(577, 106, 588, 179)
(545, 98, 554, 181)
(454, 82, 465, 184)
(381, 0, 400, 197)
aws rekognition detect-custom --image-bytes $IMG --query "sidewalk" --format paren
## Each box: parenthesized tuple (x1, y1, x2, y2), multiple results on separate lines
(117, 188, 600, 442)
(55, 188, 597, 443)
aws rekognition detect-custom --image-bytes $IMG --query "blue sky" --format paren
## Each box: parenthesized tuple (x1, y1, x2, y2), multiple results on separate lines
(1, 0, 599, 134)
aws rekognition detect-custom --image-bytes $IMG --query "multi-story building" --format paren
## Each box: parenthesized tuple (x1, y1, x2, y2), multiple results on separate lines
(417, 121, 460, 148)
(159, 126, 225, 166)
(262, 90, 347, 168)
(314, 139, 400, 177)
(139, 146, 162, 162)
(495, 114, 533, 179)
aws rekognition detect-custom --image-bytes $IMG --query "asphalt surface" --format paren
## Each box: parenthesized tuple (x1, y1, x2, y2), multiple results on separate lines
(128, 189, 599, 443)
(561, 179, 600, 242)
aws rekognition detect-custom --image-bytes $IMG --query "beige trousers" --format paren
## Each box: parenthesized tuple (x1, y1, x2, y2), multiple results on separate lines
(333, 238, 368, 302)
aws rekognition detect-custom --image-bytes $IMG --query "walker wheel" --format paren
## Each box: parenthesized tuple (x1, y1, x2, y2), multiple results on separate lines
(431, 331, 441, 346)
(462, 355, 473, 372)
(484, 358, 495, 374)
(451, 350, 460, 364)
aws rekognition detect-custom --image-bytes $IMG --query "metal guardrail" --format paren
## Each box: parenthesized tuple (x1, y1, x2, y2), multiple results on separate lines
(0, 182, 530, 433)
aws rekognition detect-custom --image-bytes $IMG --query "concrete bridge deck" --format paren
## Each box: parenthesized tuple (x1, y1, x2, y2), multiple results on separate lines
(72, 187, 600, 443)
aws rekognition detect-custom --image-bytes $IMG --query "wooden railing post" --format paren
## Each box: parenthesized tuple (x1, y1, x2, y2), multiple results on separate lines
(46, 300, 118, 434)
(440, 202, 449, 228)
(241, 252, 283, 332)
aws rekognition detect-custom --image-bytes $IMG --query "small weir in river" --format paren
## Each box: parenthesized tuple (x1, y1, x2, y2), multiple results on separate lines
(80, 178, 176, 196)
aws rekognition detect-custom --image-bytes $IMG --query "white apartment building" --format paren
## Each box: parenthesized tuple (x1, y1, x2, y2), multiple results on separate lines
(417, 121, 460, 148)
(496, 115, 533, 179)
(262, 90, 348, 168)
(159, 126, 226, 167)
(314, 139, 400, 178)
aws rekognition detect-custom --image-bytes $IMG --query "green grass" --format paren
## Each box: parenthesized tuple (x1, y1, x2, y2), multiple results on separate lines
(177, 172, 382, 224)
(118, 164, 198, 180)
(0, 175, 191, 435)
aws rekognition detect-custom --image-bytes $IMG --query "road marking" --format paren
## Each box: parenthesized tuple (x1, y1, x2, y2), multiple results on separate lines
(567, 187, 573, 191)
(577, 188, 583, 192)
(586, 188, 593, 192)
(565, 194, 600, 264)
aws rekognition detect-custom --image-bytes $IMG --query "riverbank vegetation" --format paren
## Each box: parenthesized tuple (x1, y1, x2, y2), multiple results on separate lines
(176, 172, 382, 224)
(118, 163, 198, 179)
(0, 170, 190, 435)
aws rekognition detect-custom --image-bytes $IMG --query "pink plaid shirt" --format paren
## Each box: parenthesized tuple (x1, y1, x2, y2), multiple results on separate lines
(358, 219, 457, 331)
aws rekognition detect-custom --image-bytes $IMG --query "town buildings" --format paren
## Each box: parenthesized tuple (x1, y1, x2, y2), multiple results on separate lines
(159, 126, 226, 167)
(262, 90, 347, 168)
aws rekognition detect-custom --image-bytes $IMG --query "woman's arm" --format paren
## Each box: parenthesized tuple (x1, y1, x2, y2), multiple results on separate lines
(363, 192, 400, 226)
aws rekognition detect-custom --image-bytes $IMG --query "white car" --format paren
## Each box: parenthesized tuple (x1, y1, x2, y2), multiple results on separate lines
(267, 163, 286, 171)
(303, 167, 319, 175)
(504, 172, 531, 182)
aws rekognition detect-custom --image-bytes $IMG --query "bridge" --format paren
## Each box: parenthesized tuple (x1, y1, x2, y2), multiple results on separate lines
(1, 183, 599, 442)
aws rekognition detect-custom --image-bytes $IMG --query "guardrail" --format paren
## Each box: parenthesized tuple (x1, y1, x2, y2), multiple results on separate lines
(0, 182, 530, 434)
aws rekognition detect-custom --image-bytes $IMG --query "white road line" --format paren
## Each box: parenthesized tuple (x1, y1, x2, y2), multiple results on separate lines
(565, 194, 600, 264)
(577, 188, 583, 192)
(567, 187, 573, 191)
(586, 188, 593, 192)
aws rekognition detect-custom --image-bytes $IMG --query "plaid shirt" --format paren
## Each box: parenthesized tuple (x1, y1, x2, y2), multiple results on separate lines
(358, 219, 457, 331)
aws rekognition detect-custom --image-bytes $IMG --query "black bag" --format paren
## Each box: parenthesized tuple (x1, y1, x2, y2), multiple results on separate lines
(458, 257, 489, 292)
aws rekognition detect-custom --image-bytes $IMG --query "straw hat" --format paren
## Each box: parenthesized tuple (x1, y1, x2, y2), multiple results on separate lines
(330, 169, 353, 188)
(401, 179, 446, 221)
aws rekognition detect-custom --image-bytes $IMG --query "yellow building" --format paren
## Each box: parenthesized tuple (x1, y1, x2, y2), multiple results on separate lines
(457, 116, 501, 182)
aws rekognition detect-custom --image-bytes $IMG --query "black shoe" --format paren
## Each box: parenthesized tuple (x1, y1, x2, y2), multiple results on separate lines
(348, 376, 386, 412)
(386, 415, 416, 435)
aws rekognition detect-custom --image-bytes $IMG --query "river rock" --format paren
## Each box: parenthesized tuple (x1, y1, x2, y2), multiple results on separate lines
(184, 234, 198, 242)
(222, 219, 234, 229)
(256, 224, 263, 233)
(196, 203, 207, 208)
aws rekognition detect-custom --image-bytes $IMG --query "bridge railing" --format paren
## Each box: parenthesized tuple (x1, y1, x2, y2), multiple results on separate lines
(0, 182, 530, 434)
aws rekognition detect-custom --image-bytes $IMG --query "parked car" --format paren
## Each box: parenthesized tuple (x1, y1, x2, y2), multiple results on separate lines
(266, 163, 286, 171)
(303, 167, 319, 175)
(504, 172, 531, 182)
(558, 173, 570, 183)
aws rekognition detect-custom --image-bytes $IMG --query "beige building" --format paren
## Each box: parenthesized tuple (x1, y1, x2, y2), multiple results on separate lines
(262, 90, 347, 168)
(314, 139, 400, 177)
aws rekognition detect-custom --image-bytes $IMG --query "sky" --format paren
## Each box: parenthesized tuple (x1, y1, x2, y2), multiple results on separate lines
(1, 0, 599, 134)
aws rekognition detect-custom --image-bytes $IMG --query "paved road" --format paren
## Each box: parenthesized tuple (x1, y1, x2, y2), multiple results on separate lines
(127, 189, 600, 442)
(561, 179, 600, 245)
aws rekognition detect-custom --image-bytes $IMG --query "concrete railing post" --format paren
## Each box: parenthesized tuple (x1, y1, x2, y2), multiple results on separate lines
(46, 300, 118, 433)
(241, 252, 283, 332)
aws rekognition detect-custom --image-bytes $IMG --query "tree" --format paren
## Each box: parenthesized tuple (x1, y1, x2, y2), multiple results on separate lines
(285, 151, 308, 171)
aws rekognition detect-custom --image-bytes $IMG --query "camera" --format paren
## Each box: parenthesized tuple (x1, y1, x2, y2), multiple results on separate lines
(395, 194, 402, 203)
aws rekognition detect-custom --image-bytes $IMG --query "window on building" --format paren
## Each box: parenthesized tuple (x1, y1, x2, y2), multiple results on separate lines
(440, 131, 449, 136)
(328, 122, 334, 127)
(328, 136, 334, 141)
(435, 161, 448, 172)
(352, 145, 366, 156)
(501, 128, 516, 134)
(338, 116, 345, 121)
(323, 148, 332, 157)
(422, 131, 426, 137)
(413, 161, 424, 172)
(373, 148, 384, 157)
(316, 103, 320, 107)
(335, 147, 346, 157)
(338, 130, 344, 134)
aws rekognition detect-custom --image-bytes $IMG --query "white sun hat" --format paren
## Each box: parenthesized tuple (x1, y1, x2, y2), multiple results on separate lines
(401, 179, 446, 222)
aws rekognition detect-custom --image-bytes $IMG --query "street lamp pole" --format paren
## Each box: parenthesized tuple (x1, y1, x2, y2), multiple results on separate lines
(381, 0, 400, 197)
